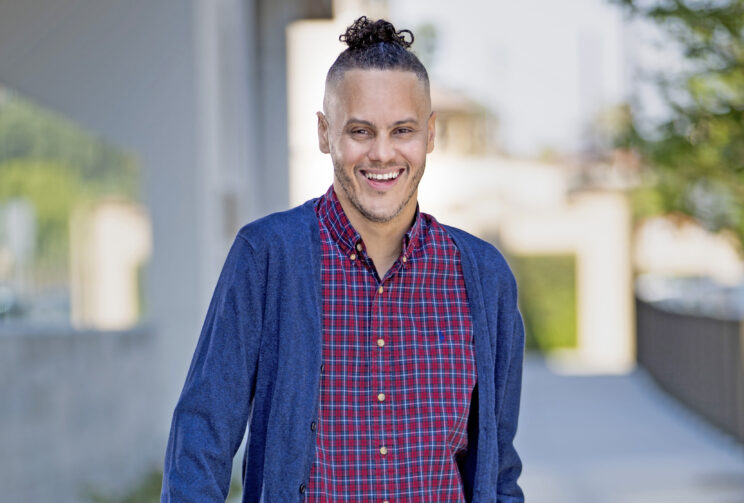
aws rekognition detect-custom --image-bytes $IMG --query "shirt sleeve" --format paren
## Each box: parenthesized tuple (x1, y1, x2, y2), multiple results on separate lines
(497, 305, 526, 502)
(161, 233, 264, 502)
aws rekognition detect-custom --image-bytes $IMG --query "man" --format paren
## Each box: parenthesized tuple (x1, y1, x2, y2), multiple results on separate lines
(162, 16, 525, 503)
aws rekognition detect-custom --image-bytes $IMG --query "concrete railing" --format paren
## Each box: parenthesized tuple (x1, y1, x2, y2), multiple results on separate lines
(635, 298, 744, 444)
(0, 323, 165, 503)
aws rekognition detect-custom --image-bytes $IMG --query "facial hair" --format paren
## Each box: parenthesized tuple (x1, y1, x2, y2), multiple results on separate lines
(333, 157, 426, 224)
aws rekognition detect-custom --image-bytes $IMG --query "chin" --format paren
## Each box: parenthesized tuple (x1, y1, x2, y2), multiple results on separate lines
(360, 202, 405, 223)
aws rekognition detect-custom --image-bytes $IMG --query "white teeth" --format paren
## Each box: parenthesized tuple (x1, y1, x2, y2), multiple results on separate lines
(365, 170, 400, 181)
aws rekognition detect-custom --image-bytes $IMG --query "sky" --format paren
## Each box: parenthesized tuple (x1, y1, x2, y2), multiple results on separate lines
(389, 0, 653, 156)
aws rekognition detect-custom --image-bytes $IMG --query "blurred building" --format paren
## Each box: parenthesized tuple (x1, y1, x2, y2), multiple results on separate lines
(430, 86, 501, 155)
(634, 215, 744, 286)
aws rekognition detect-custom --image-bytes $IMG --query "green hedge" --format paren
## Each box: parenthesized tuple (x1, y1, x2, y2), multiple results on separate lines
(507, 253, 577, 353)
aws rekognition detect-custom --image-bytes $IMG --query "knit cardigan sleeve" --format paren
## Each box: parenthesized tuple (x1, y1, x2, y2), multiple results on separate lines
(161, 233, 264, 502)
(496, 304, 526, 502)
(479, 242, 525, 503)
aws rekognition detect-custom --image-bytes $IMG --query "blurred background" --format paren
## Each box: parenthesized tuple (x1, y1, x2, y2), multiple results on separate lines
(0, 0, 743, 501)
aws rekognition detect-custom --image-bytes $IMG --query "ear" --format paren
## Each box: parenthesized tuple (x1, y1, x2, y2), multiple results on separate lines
(317, 112, 330, 154)
(426, 111, 436, 154)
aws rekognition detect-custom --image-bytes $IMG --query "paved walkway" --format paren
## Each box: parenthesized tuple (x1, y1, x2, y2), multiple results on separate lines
(514, 354, 744, 503)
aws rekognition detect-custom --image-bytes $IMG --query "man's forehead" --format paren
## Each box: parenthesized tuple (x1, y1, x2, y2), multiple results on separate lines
(325, 68, 430, 116)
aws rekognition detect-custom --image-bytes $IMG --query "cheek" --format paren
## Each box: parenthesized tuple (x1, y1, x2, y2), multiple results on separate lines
(336, 140, 368, 165)
(401, 142, 428, 163)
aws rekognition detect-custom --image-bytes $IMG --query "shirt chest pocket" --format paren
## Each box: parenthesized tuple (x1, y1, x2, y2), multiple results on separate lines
(409, 320, 474, 376)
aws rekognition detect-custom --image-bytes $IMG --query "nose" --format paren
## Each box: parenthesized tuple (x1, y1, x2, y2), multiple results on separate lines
(368, 135, 395, 164)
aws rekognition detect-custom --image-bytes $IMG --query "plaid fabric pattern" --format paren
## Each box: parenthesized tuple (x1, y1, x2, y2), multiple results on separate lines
(306, 186, 477, 502)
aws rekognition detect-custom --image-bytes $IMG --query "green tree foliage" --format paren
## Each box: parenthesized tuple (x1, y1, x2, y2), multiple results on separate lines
(0, 93, 141, 197)
(611, 0, 744, 250)
(0, 90, 141, 267)
(0, 159, 86, 266)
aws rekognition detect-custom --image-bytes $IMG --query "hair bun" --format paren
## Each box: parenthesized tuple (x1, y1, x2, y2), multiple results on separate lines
(340, 16, 413, 50)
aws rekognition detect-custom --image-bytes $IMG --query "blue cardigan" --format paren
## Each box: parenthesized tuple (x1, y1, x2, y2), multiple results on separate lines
(161, 198, 525, 503)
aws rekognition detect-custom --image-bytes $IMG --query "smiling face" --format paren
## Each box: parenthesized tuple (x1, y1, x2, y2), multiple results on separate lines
(318, 69, 435, 226)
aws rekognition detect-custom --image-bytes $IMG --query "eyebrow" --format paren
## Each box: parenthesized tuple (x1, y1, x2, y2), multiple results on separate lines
(345, 117, 420, 128)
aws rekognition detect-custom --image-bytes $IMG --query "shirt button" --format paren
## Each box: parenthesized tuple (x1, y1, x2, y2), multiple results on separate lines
(310, 421, 317, 431)
(299, 483, 306, 494)
(356, 243, 363, 251)
(350, 253, 356, 261)
(320, 363, 324, 372)
(378, 286, 383, 294)
(402, 256, 407, 263)
(377, 338, 385, 347)
(379, 446, 388, 455)
(383, 500, 390, 503)
(377, 393, 385, 402)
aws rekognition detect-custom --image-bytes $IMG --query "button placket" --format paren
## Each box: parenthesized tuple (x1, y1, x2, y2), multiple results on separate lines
(369, 273, 385, 473)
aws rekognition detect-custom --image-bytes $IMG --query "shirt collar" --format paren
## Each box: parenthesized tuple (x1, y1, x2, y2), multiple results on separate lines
(315, 185, 426, 260)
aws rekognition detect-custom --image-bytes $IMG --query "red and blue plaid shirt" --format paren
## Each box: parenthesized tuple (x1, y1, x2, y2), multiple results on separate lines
(306, 186, 477, 502)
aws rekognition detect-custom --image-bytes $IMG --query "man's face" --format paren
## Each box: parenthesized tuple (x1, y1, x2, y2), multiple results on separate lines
(317, 69, 435, 225)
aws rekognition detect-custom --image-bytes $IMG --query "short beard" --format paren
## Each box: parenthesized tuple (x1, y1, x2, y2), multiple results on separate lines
(333, 157, 425, 224)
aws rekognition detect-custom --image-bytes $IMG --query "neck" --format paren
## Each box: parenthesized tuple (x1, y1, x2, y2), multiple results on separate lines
(335, 189, 417, 279)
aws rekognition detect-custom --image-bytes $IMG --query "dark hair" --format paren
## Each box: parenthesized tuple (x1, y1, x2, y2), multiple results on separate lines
(326, 16, 429, 90)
